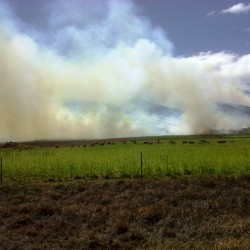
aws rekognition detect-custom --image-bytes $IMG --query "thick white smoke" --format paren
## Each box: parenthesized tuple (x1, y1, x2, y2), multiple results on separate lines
(0, 0, 250, 141)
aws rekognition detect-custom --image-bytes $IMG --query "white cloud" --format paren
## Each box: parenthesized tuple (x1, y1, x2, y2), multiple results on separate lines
(207, 10, 216, 17)
(221, 2, 250, 14)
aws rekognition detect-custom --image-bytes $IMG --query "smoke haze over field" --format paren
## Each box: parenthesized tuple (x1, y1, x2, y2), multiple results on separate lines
(0, 0, 250, 141)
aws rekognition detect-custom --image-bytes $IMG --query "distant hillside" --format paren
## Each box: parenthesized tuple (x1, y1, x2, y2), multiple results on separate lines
(65, 99, 182, 118)
(127, 99, 182, 118)
(239, 127, 250, 134)
(217, 103, 250, 117)
(63, 100, 250, 135)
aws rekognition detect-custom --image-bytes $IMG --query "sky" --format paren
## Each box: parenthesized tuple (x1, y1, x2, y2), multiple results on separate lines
(0, 0, 250, 141)
(135, 0, 250, 56)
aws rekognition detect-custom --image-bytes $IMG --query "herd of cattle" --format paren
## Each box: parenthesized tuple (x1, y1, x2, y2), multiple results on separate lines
(84, 139, 227, 147)
(0, 139, 228, 149)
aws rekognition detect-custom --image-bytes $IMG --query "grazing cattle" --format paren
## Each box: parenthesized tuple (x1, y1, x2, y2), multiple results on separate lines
(189, 141, 194, 144)
(217, 140, 226, 143)
(168, 140, 176, 145)
(182, 141, 188, 144)
(168, 140, 176, 144)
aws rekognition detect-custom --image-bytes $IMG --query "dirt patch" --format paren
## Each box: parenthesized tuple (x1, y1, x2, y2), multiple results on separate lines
(0, 176, 249, 249)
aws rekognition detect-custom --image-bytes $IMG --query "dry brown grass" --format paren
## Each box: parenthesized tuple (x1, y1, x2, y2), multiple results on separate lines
(0, 175, 249, 249)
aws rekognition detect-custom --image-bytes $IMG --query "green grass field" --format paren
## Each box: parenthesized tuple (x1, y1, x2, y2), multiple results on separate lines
(1, 135, 249, 183)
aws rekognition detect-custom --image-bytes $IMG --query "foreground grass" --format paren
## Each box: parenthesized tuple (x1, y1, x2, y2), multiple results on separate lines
(0, 175, 249, 249)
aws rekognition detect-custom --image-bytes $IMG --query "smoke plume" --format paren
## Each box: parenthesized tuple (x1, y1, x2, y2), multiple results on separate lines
(0, 0, 250, 141)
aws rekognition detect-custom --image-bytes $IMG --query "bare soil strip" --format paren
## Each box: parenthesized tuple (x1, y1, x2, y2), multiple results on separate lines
(0, 175, 249, 249)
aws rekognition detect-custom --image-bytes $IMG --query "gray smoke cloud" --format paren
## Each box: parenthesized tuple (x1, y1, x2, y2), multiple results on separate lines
(0, 0, 250, 141)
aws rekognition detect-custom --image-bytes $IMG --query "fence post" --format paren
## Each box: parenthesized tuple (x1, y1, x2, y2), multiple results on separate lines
(166, 155, 168, 175)
(0, 156, 2, 186)
(140, 152, 143, 180)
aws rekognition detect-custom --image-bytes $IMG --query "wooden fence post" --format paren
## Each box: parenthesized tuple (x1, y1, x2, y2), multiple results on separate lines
(140, 152, 143, 180)
(166, 155, 169, 175)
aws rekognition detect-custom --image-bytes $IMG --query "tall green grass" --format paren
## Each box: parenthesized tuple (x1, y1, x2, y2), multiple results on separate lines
(0, 136, 249, 182)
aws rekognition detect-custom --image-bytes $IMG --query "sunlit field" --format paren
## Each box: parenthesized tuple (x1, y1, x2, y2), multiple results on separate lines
(1, 135, 249, 183)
